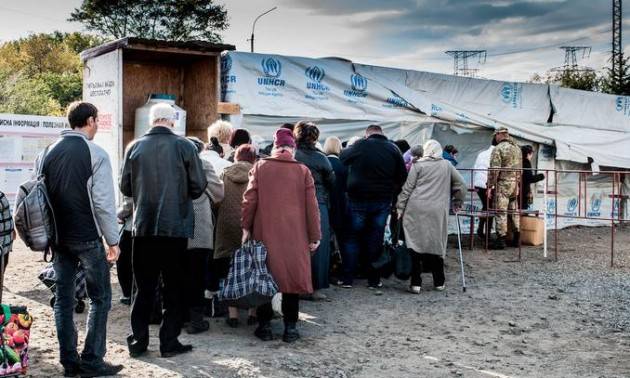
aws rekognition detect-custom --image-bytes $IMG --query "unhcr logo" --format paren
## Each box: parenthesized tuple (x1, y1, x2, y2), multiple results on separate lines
(565, 197, 578, 215)
(305, 66, 329, 92)
(221, 55, 232, 73)
(258, 57, 285, 87)
(500, 82, 522, 109)
(385, 93, 409, 108)
(587, 194, 602, 217)
(344, 73, 368, 97)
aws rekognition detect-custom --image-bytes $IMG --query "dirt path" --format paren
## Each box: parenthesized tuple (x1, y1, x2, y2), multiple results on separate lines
(4, 225, 630, 377)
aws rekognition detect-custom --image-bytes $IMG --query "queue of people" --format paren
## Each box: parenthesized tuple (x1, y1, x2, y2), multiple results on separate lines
(0, 99, 545, 377)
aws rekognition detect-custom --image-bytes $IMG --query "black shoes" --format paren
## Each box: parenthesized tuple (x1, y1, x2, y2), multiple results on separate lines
(226, 317, 239, 328)
(283, 322, 300, 343)
(79, 362, 124, 378)
(63, 365, 80, 377)
(127, 335, 148, 358)
(247, 315, 258, 326)
(186, 308, 210, 334)
(160, 342, 193, 358)
(490, 236, 506, 250)
(254, 323, 273, 341)
(119, 297, 131, 306)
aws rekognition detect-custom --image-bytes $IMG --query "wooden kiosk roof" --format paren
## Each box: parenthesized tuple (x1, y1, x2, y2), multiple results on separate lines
(80, 37, 236, 61)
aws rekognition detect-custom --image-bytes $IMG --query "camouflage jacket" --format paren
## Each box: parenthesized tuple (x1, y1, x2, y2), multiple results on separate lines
(488, 138, 522, 186)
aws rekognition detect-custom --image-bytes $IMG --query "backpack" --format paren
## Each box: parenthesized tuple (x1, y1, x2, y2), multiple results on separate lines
(13, 147, 57, 256)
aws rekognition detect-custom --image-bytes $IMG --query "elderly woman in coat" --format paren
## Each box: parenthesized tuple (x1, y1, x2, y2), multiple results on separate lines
(242, 128, 321, 343)
(396, 140, 466, 294)
(186, 137, 224, 333)
(214, 144, 257, 328)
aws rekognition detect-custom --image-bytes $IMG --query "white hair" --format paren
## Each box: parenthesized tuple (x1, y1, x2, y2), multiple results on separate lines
(421, 139, 443, 160)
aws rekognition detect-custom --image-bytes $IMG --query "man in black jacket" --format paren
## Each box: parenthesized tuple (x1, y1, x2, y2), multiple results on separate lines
(120, 103, 207, 358)
(340, 125, 407, 288)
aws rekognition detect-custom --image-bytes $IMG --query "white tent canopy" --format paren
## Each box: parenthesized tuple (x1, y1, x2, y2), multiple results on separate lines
(221, 51, 630, 169)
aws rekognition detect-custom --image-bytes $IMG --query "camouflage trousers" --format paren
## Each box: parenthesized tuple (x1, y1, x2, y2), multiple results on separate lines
(495, 180, 519, 237)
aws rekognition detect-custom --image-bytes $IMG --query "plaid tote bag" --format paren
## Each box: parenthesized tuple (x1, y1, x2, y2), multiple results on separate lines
(219, 240, 279, 308)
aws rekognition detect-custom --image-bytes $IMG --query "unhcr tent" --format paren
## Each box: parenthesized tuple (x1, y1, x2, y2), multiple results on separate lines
(220, 51, 629, 228)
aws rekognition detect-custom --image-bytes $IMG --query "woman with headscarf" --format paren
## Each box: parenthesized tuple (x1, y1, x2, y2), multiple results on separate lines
(293, 122, 335, 300)
(396, 140, 466, 294)
(242, 128, 321, 343)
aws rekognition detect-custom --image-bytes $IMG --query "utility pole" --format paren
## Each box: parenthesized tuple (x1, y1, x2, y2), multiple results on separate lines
(612, 0, 623, 89)
(444, 50, 487, 77)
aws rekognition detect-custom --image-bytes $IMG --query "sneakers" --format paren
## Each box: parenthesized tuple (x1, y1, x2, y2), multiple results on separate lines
(254, 323, 273, 341)
(311, 290, 328, 301)
(367, 281, 383, 289)
(435, 285, 446, 291)
(79, 362, 124, 378)
(160, 342, 193, 358)
(336, 280, 352, 289)
(283, 322, 300, 343)
(408, 286, 422, 294)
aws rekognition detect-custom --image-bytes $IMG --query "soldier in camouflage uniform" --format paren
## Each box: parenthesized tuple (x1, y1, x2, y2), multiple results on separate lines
(487, 127, 522, 249)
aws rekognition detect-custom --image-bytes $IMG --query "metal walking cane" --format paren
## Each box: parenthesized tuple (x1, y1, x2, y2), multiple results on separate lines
(455, 212, 467, 292)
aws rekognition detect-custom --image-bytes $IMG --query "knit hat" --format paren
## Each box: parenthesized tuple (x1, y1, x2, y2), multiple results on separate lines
(273, 128, 296, 148)
(149, 103, 176, 124)
(230, 128, 251, 148)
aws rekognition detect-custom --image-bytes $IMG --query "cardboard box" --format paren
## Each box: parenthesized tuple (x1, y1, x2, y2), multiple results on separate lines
(520, 216, 544, 246)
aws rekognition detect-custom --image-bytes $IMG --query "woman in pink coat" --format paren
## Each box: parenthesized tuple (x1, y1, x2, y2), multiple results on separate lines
(241, 128, 321, 343)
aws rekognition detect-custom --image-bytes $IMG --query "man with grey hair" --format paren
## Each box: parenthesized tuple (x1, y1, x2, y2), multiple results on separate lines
(121, 102, 207, 358)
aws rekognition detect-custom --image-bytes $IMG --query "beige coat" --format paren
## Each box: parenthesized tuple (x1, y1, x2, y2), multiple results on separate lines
(396, 158, 466, 257)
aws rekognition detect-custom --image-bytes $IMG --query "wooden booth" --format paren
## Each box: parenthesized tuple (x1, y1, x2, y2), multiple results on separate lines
(80, 37, 235, 173)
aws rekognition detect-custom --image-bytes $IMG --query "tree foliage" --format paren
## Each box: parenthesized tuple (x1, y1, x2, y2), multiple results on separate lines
(0, 32, 105, 116)
(69, 0, 229, 42)
(528, 69, 600, 92)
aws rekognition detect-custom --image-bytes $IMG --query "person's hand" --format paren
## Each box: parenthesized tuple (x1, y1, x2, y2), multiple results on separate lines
(397, 210, 403, 219)
(242, 229, 251, 244)
(11, 230, 16, 241)
(106, 245, 121, 263)
(486, 187, 493, 199)
(117, 217, 124, 224)
(309, 241, 320, 253)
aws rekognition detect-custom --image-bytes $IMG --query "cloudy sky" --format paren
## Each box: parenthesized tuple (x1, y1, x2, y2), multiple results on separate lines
(0, 0, 627, 81)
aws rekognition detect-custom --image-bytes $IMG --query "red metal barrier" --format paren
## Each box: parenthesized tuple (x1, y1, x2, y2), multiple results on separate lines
(455, 167, 628, 267)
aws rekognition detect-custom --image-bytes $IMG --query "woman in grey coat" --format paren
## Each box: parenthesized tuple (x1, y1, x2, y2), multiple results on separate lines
(396, 140, 466, 294)
(186, 137, 224, 333)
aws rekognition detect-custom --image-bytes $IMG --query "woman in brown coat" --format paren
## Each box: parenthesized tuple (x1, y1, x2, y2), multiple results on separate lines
(214, 144, 257, 328)
(241, 128, 321, 343)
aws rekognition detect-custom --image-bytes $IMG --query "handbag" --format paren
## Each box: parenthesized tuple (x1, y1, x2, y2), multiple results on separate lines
(391, 224, 412, 280)
(219, 240, 279, 309)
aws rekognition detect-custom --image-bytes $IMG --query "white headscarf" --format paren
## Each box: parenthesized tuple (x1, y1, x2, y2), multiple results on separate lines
(421, 139, 443, 160)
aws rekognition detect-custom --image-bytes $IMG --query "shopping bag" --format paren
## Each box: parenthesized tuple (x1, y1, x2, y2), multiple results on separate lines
(219, 240, 279, 309)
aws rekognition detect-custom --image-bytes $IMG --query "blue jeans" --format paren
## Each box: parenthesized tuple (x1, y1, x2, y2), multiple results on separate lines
(311, 203, 331, 290)
(52, 239, 112, 369)
(342, 199, 391, 286)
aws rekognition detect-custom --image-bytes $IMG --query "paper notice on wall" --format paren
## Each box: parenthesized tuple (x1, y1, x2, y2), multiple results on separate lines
(21, 136, 57, 162)
(0, 136, 21, 161)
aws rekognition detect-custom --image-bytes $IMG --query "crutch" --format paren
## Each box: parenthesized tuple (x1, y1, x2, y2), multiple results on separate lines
(454, 212, 467, 292)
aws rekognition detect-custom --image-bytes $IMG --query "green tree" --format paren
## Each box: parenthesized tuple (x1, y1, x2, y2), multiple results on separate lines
(600, 57, 630, 95)
(528, 69, 600, 92)
(0, 32, 104, 115)
(69, 0, 229, 42)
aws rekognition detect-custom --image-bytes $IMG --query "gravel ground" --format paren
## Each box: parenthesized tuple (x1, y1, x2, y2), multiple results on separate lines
(3, 224, 630, 377)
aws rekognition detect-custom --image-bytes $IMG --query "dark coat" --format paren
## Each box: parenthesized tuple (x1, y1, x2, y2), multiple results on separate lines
(295, 144, 335, 205)
(241, 150, 321, 294)
(340, 134, 407, 202)
(521, 158, 544, 209)
(327, 155, 349, 234)
(120, 126, 207, 238)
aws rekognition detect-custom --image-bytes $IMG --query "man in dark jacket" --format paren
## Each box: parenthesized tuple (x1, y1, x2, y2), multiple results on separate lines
(340, 125, 407, 288)
(41, 101, 122, 377)
(120, 103, 207, 358)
